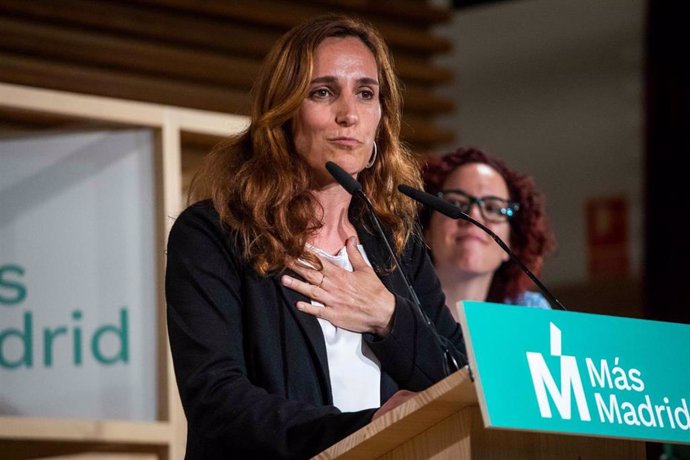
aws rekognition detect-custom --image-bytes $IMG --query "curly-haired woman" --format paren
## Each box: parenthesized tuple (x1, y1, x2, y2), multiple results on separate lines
(422, 146, 556, 319)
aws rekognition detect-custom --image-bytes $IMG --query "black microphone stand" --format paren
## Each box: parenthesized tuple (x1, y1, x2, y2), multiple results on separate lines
(398, 184, 567, 311)
(326, 162, 461, 377)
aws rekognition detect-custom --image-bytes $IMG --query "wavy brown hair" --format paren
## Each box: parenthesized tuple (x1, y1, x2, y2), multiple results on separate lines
(421, 147, 555, 302)
(190, 15, 422, 275)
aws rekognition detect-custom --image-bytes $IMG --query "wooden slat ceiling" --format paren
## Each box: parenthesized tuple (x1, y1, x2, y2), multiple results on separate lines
(0, 0, 455, 152)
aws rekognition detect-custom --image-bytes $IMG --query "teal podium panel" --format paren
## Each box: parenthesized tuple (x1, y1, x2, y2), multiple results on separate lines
(457, 301, 690, 444)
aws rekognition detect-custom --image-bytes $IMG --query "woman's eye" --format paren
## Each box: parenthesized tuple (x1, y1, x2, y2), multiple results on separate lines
(484, 200, 508, 215)
(448, 200, 468, 210)
(359, 89, 375, 100)
(484, 204, 501, 214)
(310, 88, 332, 99)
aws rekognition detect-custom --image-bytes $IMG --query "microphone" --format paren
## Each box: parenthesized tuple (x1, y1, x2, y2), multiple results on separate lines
(325, 161, 461, 376)
(397, 184, 567, 311)
(325, 161, 362, 195)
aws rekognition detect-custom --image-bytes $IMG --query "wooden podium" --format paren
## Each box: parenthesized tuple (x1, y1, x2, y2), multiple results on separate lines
(315, 367, 646, 459)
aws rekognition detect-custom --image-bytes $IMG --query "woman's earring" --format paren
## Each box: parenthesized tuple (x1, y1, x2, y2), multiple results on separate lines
(366, 142, 378, 168)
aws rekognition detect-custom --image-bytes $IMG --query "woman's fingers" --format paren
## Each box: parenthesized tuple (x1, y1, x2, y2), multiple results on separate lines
(345, 236, 368, 271)
(281, 244, 395, 335)
(372, 390, 417, 420)
(281, 274, 329, 302)
(288, 259, 327, 286)
(295, 300, 329, 319)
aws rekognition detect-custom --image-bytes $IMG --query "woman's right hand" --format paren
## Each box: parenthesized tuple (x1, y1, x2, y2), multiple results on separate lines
(281, 236, 396, 336)
(372, 390, 417, 420)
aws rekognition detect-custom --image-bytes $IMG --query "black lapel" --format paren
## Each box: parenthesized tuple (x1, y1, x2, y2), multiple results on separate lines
(276, 268, 332, 401)
(355, 205, 398, 294)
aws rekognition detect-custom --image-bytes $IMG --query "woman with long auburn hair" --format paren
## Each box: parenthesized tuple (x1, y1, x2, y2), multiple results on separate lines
(166, 15, 466, 460)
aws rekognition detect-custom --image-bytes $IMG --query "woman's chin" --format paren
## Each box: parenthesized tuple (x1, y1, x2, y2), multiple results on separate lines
(451, 260, 497, 278)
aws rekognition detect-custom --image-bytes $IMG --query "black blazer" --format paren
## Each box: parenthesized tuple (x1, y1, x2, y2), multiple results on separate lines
(166, 200, 466, 460)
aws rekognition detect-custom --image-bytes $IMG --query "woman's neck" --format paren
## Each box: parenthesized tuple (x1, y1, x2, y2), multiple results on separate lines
(309, 184, 357, 255)
(437, 269, 493, 321)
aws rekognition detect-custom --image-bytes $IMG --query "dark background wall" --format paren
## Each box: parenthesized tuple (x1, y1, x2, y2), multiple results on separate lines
(644, 1, 690, 326)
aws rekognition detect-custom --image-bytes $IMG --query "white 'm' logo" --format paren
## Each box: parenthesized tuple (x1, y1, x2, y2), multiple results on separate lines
(526, 323, 591, 421)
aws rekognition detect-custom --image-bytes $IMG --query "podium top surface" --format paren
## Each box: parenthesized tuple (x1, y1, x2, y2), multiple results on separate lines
(315, 367, 476, 459)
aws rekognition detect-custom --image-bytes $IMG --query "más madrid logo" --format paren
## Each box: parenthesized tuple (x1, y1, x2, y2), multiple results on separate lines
(525, 322, 689, 431)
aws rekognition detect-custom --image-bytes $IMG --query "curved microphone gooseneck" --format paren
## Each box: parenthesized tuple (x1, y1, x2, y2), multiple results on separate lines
(397, 184, 567, 311)
(325, 161, 460, 377)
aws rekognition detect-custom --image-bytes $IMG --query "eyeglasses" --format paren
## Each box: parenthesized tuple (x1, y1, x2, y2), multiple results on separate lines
(437, 189, 519, 223)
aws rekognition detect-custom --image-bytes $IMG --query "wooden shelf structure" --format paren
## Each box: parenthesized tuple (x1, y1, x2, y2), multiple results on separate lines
(0, 0, 456, 152)
(0, 82, 248, 460)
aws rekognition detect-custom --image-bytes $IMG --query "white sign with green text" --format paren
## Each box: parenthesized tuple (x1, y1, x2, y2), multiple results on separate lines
(458, 301, 690, 444)
(0, 130, 157, 421)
